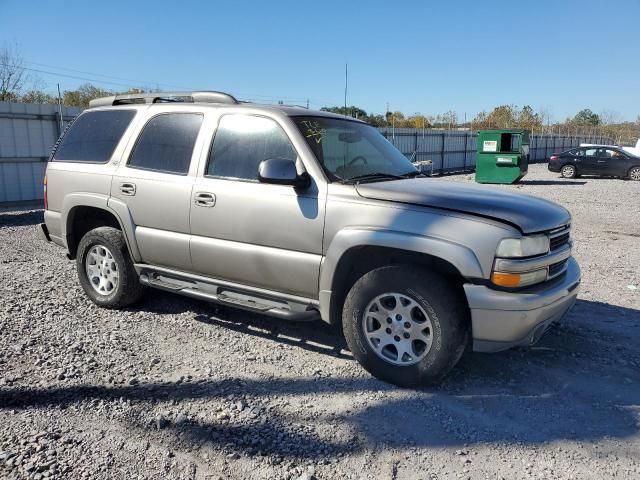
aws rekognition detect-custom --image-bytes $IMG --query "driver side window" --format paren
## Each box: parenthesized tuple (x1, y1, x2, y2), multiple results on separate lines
(207, 114, 296, 181)
(605, 149, 623, 159)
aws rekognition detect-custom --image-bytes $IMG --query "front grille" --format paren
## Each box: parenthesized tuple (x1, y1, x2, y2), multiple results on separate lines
(550, 231, 570, 251)
(548, 260, 567, 277)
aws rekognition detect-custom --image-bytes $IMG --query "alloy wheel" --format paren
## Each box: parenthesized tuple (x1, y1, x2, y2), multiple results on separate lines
(85, 245, 119, 295)
(561, 165, 575, 178)
(362, 292, 434, 366)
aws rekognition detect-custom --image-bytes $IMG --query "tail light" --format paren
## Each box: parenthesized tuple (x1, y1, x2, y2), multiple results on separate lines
(550, 155, 559, 161)
(43, 175, 48, 210)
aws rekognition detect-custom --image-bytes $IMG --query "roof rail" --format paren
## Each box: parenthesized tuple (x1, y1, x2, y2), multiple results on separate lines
(89, 91, 239, 108)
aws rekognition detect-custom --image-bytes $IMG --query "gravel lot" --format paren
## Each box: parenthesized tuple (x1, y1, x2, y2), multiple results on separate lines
(1, 163, 639, 480)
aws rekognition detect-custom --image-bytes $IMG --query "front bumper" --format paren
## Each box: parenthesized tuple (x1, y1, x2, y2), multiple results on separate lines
(465, 257, 580, 352)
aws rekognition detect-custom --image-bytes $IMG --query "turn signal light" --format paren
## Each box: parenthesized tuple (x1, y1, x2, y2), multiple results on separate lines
(491, 269, 547, 288)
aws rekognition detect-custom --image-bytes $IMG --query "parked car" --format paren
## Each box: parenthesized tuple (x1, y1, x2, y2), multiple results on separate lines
(548, 145, 640, 180)
(39, 91, 581, 387)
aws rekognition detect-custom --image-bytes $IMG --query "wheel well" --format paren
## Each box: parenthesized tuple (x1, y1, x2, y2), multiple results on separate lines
(328, 246, 466, 325)
(66, 206, 122, 258)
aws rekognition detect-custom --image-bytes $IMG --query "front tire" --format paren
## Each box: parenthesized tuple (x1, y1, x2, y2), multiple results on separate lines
(76, 227, 144, 308)
(342, 266, 469, 387)
(629, 166, 640, 181)
(561, 164, 577, 178)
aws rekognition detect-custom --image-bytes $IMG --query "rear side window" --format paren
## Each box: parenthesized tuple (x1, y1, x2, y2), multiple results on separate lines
(53, 110, 136, 163)
(128, 113, 203, 175)
(207, 114, 296, 181)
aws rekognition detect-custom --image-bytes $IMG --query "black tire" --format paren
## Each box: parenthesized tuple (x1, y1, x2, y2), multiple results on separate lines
(560, 164, 577, 178)
(628, 166, 640, 181)
(76, 227, 144, 308)
(342, 266, 469, 387)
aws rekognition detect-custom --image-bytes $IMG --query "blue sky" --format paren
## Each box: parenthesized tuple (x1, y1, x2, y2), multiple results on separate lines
(2, 0, 639, 121)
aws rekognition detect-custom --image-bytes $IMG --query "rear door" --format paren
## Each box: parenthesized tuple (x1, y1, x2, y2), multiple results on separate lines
(111, 108, 206, 271)
(581, 148, 601, 174)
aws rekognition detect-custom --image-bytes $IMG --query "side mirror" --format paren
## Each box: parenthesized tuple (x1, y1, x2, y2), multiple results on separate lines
(258, 158, 310, 189)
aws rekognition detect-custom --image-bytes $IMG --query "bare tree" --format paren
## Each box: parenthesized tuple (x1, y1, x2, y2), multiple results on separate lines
(0, 43, 27, 101)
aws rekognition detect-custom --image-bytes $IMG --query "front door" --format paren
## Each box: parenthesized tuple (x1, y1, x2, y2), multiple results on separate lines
(189, 113, 325, 299)
(112, 111, 205, 271)
(601, 148, 629, 177)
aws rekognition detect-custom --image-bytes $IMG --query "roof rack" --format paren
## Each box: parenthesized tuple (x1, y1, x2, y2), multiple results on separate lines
(89, 91, 239, 108)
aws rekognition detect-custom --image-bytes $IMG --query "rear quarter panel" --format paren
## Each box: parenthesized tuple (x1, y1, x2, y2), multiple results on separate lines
(44, 106, 144, 246)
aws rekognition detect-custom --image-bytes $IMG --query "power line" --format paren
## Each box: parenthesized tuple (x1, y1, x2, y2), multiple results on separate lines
(21, 61, 339, 104)
(23, 60, 194, 91)
(2, 61, 341, 107)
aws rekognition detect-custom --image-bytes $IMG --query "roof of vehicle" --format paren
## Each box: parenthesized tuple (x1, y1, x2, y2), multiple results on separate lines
(577, 144, 620, 148)
(87, 90, 366, 123)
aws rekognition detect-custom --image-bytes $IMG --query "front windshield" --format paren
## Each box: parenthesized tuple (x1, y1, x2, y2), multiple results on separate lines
(293, 116, 417, 182)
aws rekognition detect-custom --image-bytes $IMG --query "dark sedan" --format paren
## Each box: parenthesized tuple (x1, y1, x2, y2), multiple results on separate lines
(548, 145, 640, 180)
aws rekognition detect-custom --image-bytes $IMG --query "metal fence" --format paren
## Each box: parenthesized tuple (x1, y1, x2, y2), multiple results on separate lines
(0, 102, 81, 203)
(379, 128, 613, 175)
(0, 101, 615, 203)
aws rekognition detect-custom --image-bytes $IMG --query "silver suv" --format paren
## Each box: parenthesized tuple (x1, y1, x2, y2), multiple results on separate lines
(40, 91, 580, 387)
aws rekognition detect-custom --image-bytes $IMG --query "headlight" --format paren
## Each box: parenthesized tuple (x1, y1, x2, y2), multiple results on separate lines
(496, 235, 549, 258)
(491, 269, 548, 288)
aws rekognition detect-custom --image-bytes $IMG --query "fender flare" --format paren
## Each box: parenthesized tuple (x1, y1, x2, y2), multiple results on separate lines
(61, 193, 141, 262)
(318, 228, 484, 322)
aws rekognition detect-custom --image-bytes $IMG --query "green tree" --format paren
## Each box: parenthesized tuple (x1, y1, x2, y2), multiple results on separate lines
(572, 109, 600, 126)
(517, 105, 543, 131)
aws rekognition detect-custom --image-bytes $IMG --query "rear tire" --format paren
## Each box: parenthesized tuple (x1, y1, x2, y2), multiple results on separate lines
(628, 166, 640, 181)
(342, 266, 469, 387)
(561, 164, 577, 178)
(76, 227, 144, 308)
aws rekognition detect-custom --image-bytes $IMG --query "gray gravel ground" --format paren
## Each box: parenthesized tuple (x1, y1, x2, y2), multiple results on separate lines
(0, 163, 639, 480)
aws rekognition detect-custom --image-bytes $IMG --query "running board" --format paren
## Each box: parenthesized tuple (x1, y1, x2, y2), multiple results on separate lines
(137, 265, 319, 322)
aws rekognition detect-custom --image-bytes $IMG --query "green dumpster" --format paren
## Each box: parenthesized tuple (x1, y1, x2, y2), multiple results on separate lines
(475, 129, 530, 184)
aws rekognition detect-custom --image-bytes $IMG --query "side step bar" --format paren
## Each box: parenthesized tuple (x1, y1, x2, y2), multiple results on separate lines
(137, 265, 320, 322)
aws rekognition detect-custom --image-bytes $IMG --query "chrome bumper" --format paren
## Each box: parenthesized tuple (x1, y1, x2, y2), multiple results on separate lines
(465, 257, 581, 352)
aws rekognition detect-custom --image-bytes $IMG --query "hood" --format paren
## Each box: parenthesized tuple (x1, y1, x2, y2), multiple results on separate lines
(355, 179, 570, 234)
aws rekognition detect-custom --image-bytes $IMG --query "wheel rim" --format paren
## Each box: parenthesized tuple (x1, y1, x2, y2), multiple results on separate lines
(562, 165, 574, 177)
(85, 245, 119, 295)
(362, 292, 434, 366)
(631, 168, 640, 181)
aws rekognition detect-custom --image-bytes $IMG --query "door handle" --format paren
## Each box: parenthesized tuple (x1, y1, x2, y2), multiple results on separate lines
(597, 160, 606, 163)
(120, 182, 136, 196)
(194, 192, 216, 207)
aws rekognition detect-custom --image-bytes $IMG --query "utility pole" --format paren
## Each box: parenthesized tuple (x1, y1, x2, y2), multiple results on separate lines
(56, 84, 64, 133)
(344, 63, 348, 114)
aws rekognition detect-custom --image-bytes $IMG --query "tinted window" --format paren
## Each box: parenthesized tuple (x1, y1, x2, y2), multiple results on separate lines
(129, 113, 203, 175)
(53, 110, 136, 162)
(207, 115, 296, 180)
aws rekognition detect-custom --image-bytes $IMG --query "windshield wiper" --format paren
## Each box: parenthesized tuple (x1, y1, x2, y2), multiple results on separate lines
(344, 172, 406, 184)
